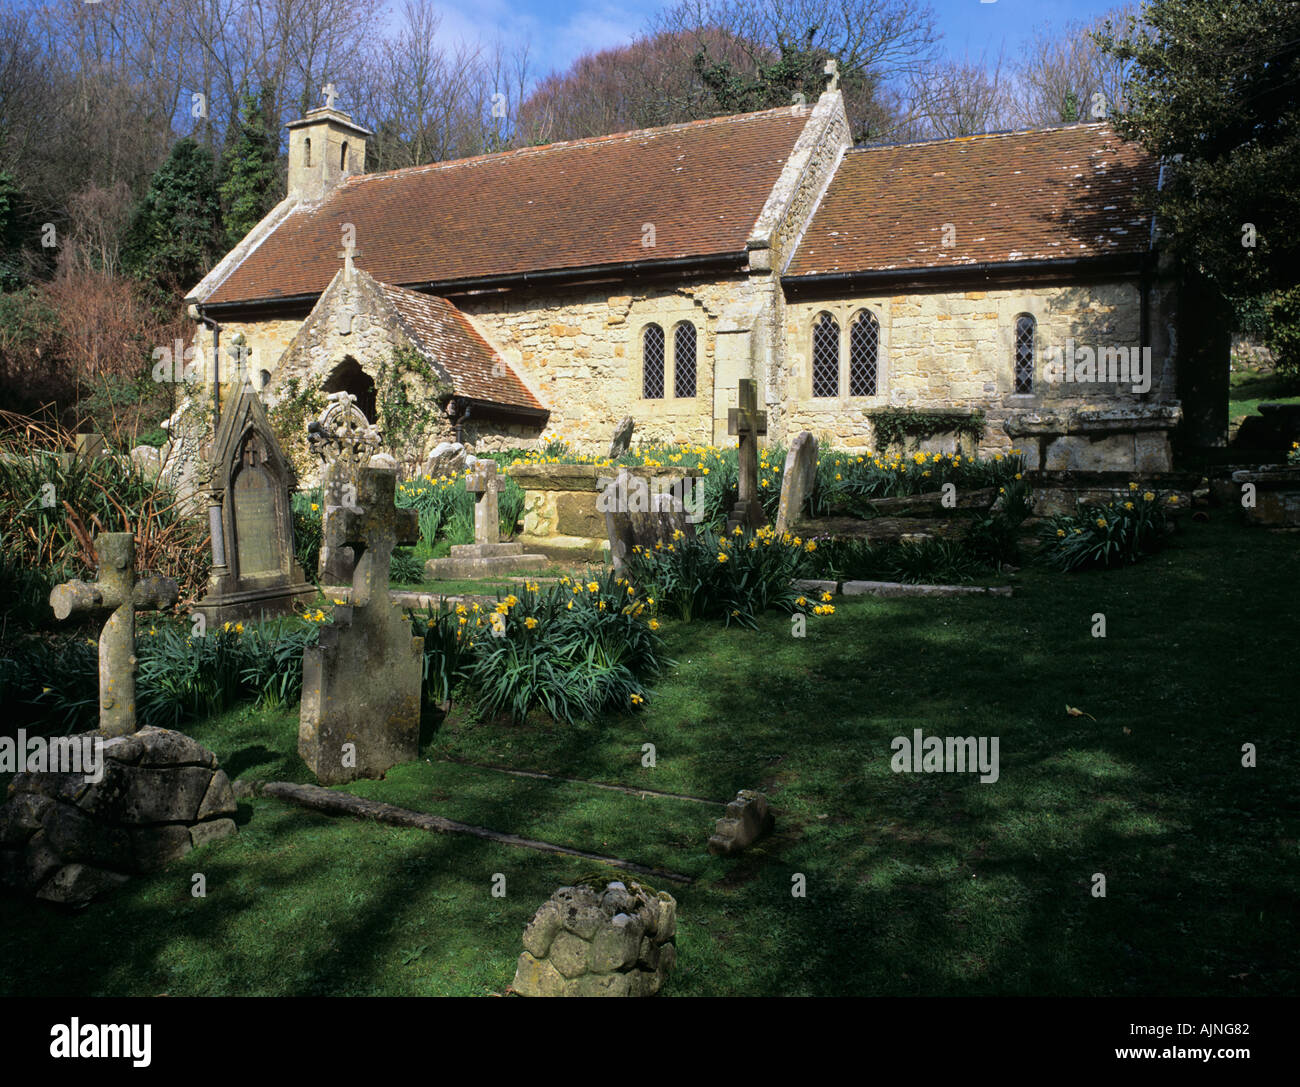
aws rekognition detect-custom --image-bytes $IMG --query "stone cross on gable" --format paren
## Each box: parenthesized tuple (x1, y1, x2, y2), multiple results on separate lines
(337, 238, 362, 283)
(49, 533, 178, 737)
(823, 58, 840, 92)
(466, 460, 500, 545)
(727, 378, 768, 532)
(332, 467, 418, 607)
(322, 82, 339, 109)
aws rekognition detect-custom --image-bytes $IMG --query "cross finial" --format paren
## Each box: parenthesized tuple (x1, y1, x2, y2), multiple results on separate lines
(337, 238, 361, 282)
(823, 58, 840, 92)
(322, 82, 338, 110)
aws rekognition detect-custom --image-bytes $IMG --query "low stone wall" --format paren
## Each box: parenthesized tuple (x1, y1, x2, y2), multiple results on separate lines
(0, 727, 237, 906)
(1231, 466, 1300, 527)
(1026, 470, 1201, 517)
(508, 463, 705, 559)
(513, 881, 677, 996)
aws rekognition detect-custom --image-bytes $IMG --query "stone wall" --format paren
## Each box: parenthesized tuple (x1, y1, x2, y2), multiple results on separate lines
(778, 281, 1180, 467)
(0, 727, 237, 906)
(513, 881, 677, 997)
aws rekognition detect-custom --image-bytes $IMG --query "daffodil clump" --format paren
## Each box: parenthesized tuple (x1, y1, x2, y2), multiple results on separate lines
(414, 570, 664, 723)
(623, 523, 818, 627)
(1040, 481, 1178, 570)
(31, 612, 328, 733)
(1288, 440, 1300, 466)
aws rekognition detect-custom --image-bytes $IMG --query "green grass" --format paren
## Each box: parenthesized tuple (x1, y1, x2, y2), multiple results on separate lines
(1229, 359, 1300, 423)
(1, 518, 1296, 996)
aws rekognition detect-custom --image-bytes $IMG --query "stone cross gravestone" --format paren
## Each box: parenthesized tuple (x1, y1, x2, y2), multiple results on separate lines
(424, 458, 548, 579)
(775, 431, 819, 535)
(308, 390, 382, 585)
(299, 467, 424, 784)
(603, 468, 697, 574)
(609, 416, 634, 459)
(49, 533, 178, 737)
(196, 382, 315, 623)
(726, 379, 768, 533)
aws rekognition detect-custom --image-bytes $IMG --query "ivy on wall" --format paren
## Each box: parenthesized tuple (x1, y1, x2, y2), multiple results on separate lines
(269, 375, 327, 476)
(865, 408, 987, 451)
(375, 345, 452, 469)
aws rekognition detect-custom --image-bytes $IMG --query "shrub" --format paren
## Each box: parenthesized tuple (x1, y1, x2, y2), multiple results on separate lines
(390, 547, 423, 584)
(1040, 485, 1176, 570)
(291, 489, 322, 580)
(623, 523, 815, 626)
(413, 572, 665, 723)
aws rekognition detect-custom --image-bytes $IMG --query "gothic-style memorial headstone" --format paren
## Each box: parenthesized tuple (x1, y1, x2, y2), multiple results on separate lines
(727, 379, 768, 532)
(775, 431, 819, 535)
(50, 533, 178, 737)
(308, 390, 382, 584)
(196, 381, 315, 623)
(299, 467, 424, 784)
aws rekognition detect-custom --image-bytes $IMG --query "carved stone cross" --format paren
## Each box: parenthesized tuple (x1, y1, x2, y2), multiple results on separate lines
(823, 58, 840, 92)
(50, 533, 178, 737)
(332, 468, 418, 607)
(466, 460, 500, 546)
(337, 239, 362, 283)
(322, 82, 338, 110)
(727, 378, 768, 532)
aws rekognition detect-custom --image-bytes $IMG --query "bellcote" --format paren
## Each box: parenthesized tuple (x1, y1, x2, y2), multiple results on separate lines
(285, 107, 372, 202)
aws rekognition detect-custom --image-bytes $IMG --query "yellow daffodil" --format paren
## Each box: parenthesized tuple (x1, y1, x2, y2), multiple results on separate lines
(524, 617, 538, 630)
(648, 619, 659, 630)
(1143, 491, 1155, 502)
(717, 552, 729, 563)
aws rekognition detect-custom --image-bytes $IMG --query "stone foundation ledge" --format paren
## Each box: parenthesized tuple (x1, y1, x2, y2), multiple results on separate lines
(512, 881, 677, 997)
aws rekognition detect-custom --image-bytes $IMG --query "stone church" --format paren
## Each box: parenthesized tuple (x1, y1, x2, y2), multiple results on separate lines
(185, 84, 1217, 477)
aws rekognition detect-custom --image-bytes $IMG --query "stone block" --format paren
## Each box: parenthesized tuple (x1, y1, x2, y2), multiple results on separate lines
(555, 491, 607, 537)
(130, 825, 193, 872)
(190, 818, 237, 848)
(576, 971, 631, 997)
(40, 803, 133, 870)
(35, 864, 130, 907)
(0, 793, 52, 845)
(522, 901, 562, 958)
(197, 770, 237, 821)
(548, 931, 590, 979)
(588, 913, 643, 973)
(512, 952, 573, 997)
(707, 789, 774, 856)
(81, 765, 214, 825)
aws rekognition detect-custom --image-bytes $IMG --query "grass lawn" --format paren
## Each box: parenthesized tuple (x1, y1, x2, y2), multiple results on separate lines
(1230, 358, 1300, 424)
(1, 518, 1296, 996)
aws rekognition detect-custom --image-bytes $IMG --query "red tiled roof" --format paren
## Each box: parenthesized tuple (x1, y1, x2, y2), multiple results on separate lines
(380, 282, 543, 413)
(785, 124, 1159, 279)
(206, 108, 812, 305)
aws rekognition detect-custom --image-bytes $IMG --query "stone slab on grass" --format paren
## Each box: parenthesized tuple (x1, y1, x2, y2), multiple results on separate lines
(792, 579, 838, 595)
(841, 580, 1014, 598)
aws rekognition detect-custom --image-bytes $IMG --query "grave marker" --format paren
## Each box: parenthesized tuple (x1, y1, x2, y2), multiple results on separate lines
(308, 390, 381, 585)
(299, 467, 423, 784)
(775, 431, 819, 535)
(196, 381, 315, 623)
(727, 378, 768, 532)
(49, 533, 178, 737)
(603, 468, 697, 573)
(424, 458, 548, 579)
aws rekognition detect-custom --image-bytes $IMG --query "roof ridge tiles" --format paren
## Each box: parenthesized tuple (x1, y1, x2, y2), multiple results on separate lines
(850, 122, 1115, 154)
(338, 105, 807, 190)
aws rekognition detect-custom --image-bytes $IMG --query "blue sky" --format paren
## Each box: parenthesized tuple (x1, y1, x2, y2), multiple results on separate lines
(421, 0, 1129, 80)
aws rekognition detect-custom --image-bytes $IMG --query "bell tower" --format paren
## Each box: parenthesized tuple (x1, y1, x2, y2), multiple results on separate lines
(285, 86, 371, 202)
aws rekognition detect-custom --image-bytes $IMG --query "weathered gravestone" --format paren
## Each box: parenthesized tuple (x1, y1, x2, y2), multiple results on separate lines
(196, 381, 315, 623)
(602, 467, 697, 574)
(775, 431, 819, 535)
(609, 416, 635, 459)
(308, 391, 382, 584)
(423, 459, 548, 579)
(727, 378, 768, 533)
(49, 533, 178, 737)
(299, 467, 424, 784)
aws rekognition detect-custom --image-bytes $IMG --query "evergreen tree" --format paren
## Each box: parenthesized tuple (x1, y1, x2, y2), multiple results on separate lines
(219, 86, 281, 249)
(121, 137, 222, 305)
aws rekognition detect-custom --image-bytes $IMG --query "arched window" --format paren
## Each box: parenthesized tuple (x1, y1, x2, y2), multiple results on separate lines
(323, 356, 377, 423)
(849, 310, 879, 396)
(304, 137, 312, 166)
(812, 312, 839, 397)
(642, 324, 665, 399)
(673, 322, 696, 397)
(340, 142, 349, 171)
(1014, 314, 1036, 393)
